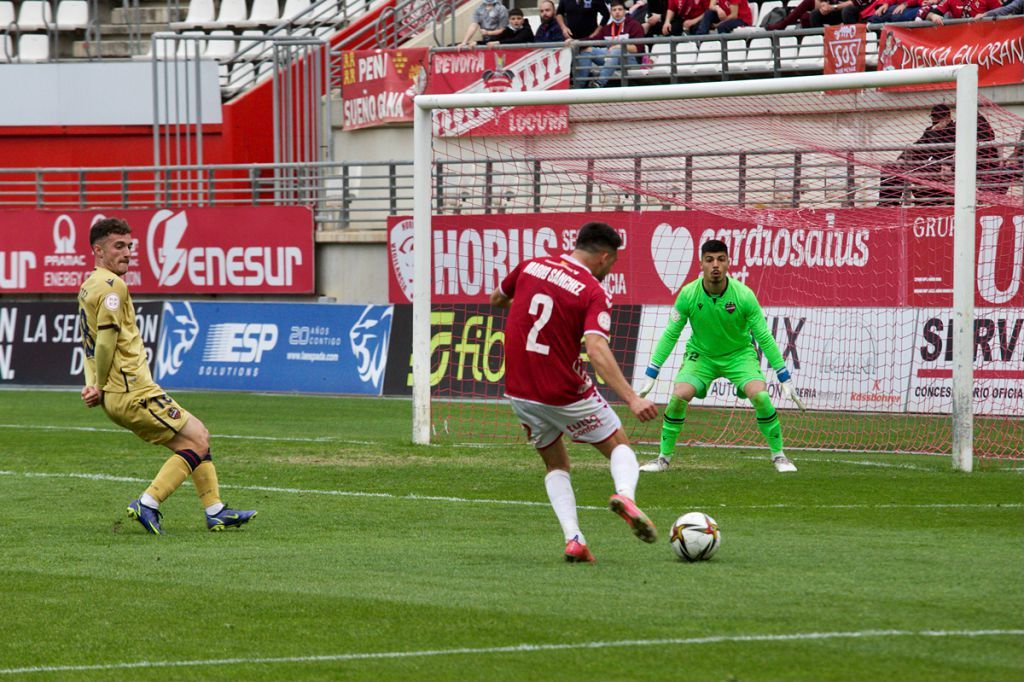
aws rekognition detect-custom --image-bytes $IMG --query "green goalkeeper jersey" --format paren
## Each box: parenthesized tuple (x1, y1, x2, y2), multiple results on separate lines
(650, 276, 786, 371)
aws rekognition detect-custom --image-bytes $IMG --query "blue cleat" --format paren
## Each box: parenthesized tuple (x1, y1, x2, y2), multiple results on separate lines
(206, 506, 257, 532)
(127, 498, 163, 535)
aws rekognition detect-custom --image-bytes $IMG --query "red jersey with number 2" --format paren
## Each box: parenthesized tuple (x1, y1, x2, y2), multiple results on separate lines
(499, 254, 614, 406)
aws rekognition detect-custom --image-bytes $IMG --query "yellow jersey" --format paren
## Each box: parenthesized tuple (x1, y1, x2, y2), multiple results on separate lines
(77, 267, 154, 393)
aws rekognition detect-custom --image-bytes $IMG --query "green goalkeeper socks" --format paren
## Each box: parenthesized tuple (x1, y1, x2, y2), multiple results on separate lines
(660, 396, 688, 458)
(752, 391, 784, 453)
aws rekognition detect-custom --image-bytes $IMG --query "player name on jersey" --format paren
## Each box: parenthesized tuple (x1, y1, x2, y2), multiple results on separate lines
(523, 260, 587, 296)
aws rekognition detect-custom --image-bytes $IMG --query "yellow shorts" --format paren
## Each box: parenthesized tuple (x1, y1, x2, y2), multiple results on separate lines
(102, 384, 192, 445)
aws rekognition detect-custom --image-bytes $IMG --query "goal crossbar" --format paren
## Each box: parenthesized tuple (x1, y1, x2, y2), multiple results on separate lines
(411, 66, 980, 471)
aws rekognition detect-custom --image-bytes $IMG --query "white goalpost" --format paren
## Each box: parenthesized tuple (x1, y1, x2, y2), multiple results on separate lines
(411, 65, 981, 472)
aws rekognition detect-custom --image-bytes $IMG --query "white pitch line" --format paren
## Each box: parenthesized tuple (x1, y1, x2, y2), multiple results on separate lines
(738, 455, 934, 471)
(0, 470, 1020, 511)
(0, 423, 374, 446)
(0, 629, 1020, 676)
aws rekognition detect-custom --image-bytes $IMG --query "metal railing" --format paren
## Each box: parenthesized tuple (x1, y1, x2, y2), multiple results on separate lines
(2, 142, 1019, 231)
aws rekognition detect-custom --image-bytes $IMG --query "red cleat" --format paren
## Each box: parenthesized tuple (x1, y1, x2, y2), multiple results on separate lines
(564, 537, 596, 563)
(609, 494, 658, 544)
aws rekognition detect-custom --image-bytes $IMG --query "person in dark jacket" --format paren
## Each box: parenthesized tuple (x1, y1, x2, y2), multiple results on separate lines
(536, 0, 568, 41)
(494, 7, 536, 42)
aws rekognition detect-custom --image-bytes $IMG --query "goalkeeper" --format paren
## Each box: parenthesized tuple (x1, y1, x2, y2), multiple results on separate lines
(637, 239, 801, 474)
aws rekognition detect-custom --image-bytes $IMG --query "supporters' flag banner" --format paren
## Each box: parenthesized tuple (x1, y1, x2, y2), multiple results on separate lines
(341, 48, 428, 130)
(0, 207, 314, 294)
(426, 48, 571, 137)
(386, 208, 1023, 308)
(877, 18, 1024, 89)
(824, 23, 866, 94)
(156, 301, 393, 395)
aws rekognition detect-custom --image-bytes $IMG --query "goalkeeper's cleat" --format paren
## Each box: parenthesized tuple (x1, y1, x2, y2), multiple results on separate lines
(639, 456, 671, 473)
(206, 506, 258, 531)
(609, 494, 658, 544)
(564, 537, 596, 563)
(127, 498, 163, 535)
(772, 454, 798, 473)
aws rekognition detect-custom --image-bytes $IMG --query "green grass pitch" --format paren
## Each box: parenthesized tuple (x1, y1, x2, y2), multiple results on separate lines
(0, 389, 1021, 681)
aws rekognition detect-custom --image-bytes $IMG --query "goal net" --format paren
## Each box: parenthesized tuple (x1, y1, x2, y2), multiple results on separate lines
(401, 68, 1024, 463)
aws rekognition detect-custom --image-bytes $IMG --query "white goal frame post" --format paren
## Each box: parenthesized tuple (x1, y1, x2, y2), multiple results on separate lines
(411, 65, 979, 472)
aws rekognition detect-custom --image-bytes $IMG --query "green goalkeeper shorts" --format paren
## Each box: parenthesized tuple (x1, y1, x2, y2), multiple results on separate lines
(674, 345, 767, 400)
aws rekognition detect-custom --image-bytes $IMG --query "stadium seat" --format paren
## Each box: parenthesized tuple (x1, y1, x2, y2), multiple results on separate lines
(794, 33, 823, 70)
(645, 40, 673, 76)
(864, 30, 878, 68)
(757, 0, 783, 27)
(214, 0, 249, 28)
(17, 33, 50, 61)
(282, 0, 312, 21)
(743, 36, 774, 72)
(17, 1, 53, 31)
(204, 29, 237, 60)
(248, 0, 280, 26)
(174, 0, 215, 29)
(0, 2, 15, 29)
(54, 0, 88, 30)
(237, 29, 265, 60)
(671, 39, 699, 75)
(778, 34, 800, 69)
(691, 38, 722, 76)
(723, 36, 746, 73)
(0, 34, 12, 62)
(176, 30, 206, 58)
(227, 61, 256, 93)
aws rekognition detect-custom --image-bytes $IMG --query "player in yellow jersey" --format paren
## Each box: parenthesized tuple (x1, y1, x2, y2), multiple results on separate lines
(78, 218, 256, 534)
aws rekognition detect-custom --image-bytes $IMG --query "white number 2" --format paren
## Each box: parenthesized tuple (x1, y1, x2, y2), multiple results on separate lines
(526, 293, 553, 355)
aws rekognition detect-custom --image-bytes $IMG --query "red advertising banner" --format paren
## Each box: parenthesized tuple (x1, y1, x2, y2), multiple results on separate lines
(341, 48, 428, 130)
(426, 48, 571, 137)
(877, 18, 1024, 89)
(824, 23, 865, 94)
(387, 208, 1023, 308)
(0, 207, 314, 294)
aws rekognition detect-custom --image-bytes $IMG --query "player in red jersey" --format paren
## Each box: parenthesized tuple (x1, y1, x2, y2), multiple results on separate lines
(490, 222, 660, 563)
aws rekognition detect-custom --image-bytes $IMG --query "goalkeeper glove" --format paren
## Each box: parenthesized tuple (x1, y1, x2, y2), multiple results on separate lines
(775, 366, 806, 411)
(637, 363, 660, 398)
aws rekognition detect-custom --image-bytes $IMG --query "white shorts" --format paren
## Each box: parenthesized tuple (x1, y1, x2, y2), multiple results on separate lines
(507, 392, 623, 449)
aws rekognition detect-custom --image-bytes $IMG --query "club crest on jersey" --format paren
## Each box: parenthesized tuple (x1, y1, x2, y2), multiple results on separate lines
(167, 407, 181, 420)
(724, 302, 736, 314)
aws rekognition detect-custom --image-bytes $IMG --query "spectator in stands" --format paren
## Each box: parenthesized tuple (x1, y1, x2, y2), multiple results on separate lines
(493, 7, 536, 42)
(460, 0, 510, 46)
(535, 0, 568, 40)
(997, 127, 1024, 191)
(984, 0, 1023, 15)
(662, 0, 710, 33)
(860, 0, 922, 22)
(627, 0, 670, 38)
(878, 103, 956, 206)
(764, 0, 815, 29)
(557, 0, 610, 39)
(976, 111, 1005, 193)
(574, 0, 645, 87)
(919, 0, 1001, 22)
(692, 0, 753, 32)
(809, 0, 869, 25)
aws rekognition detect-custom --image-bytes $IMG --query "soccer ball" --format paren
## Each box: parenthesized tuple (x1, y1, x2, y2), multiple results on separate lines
(670, 512, 721, 562)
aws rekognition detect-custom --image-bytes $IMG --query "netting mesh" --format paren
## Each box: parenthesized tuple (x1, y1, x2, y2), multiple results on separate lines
(421, 87, 1024, 458)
